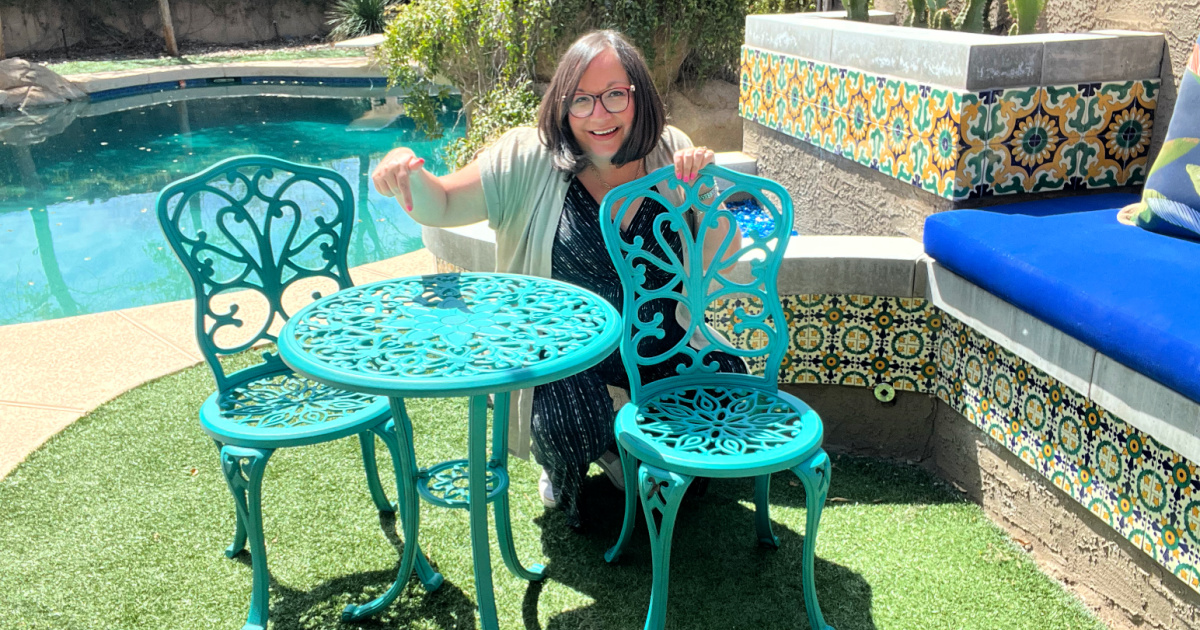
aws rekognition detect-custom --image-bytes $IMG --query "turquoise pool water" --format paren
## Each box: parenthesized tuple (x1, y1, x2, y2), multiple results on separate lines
(0, 92, 462, 326)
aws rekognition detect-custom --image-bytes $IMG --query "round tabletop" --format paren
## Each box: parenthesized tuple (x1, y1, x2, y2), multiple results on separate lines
(278, 273, 622, 398)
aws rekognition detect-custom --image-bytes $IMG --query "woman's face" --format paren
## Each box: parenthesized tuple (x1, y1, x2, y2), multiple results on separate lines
(568, 47, 635, 165)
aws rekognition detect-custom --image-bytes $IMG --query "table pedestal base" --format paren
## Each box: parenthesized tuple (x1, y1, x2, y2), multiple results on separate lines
(344, 394, 545, 630)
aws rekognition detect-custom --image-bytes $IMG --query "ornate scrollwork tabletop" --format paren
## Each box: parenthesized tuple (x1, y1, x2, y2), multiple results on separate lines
(279, 273, 622, 397)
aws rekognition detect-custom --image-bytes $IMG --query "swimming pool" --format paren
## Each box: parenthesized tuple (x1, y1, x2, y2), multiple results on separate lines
(0, 91, 462, 326)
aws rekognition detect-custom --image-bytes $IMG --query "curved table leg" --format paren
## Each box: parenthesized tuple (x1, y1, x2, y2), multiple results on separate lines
(792, 449, 834, 630)
(358, 430, 395, 513)
(219, 445, 274, 630)
(490, 392, 545, 581)
(370, 415, 443, 591)
(343, 398, 442, 622)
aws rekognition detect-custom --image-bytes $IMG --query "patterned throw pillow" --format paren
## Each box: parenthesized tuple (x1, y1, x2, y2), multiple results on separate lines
(1121, 33, 1200, 240)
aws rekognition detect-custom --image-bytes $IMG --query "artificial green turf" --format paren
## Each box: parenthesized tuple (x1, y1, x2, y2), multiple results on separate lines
(0, 353, 1105, 629)
(46, 48, 367, 77)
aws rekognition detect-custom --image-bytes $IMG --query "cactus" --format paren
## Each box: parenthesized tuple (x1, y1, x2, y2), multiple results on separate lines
(845, 0, 870, 22)
(954, 0, 988, 32)
(904, 0, 929, 27)
(1007, 0, 1044, 35)
(910, 0, 988, 33)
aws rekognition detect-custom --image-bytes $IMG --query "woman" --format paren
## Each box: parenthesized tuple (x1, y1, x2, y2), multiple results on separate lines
(372, 30, 744, 528)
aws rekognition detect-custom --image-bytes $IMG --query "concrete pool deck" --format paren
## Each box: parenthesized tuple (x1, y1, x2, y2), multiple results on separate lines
(0, 248, 436, 479)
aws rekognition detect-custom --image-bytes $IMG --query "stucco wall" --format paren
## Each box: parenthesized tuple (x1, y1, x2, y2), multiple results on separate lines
(2, 0, 329, 57)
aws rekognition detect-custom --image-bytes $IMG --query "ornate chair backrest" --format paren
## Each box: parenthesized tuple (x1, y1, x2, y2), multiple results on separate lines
(156, 155, 356, 394)
(598, 164, 794, 404)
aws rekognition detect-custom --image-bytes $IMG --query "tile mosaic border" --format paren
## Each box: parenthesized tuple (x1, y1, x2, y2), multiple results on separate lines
(739, 46, 1160, 200)
(88, 76, 390, 102)
(707, 293, 1199, 593)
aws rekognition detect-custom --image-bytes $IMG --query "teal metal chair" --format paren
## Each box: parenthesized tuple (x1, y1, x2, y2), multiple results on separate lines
(599, 164, 834, 630)
(156, 155, 440, 630)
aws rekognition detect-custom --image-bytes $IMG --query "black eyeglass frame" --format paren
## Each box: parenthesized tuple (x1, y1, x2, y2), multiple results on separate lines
(564, 85, 636, 118)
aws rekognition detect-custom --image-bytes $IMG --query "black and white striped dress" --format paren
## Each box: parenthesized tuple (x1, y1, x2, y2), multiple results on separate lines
(531, 176, 745, 528)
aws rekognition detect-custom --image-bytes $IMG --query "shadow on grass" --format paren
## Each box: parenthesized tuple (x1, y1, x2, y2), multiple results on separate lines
(524, 459, 891, 630)
(228, 511, 480, 630)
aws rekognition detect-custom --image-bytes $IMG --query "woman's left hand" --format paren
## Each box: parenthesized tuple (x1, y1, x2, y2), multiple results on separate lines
(674, 146, 715, 183)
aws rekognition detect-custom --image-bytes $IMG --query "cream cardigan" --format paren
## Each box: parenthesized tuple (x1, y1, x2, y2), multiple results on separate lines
(477, 124, 696, 459)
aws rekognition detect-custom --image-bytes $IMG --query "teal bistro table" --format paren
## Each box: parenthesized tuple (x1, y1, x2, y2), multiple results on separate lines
(278, 272, 621, 629)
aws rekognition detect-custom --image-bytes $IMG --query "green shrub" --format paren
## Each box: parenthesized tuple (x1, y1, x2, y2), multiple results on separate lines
(378, 0, 816, 167)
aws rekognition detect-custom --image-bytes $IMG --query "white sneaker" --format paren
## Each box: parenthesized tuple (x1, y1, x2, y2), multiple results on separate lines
(538, 468, 560, 508)
(597, 450, 625, 491)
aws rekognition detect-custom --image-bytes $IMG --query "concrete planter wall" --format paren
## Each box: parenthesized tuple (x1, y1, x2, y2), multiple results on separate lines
(740, 12, 1166, 233)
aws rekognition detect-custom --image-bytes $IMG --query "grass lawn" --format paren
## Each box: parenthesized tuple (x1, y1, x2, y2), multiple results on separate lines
(45, 47, 367, 76)
(0, 351, 1105, 629)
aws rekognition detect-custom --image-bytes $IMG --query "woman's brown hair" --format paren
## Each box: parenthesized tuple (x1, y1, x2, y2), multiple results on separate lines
(536, 30, 666, 175)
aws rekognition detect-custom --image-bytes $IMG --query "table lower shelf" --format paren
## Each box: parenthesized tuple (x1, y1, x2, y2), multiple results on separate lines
(416, 459, 509, 508)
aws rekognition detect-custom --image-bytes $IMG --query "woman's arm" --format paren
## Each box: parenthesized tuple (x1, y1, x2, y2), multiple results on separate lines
(372, 148, 488, 228)
(673, 146, 743, 276)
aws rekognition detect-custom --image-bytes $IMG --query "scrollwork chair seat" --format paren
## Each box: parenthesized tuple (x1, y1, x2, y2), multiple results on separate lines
(200, 364, 387, 449)
(615, 384, 823, 478)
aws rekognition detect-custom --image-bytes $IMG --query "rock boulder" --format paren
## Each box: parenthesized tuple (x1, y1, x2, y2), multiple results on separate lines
(0, 58, 87, 111)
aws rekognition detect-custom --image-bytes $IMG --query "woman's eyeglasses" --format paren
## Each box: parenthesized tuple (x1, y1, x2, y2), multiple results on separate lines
(566, 85, 635, 118)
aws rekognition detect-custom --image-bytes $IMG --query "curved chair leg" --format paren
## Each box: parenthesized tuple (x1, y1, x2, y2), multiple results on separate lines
(754, 474, 780, 548)
(219, 445, 274, 630)
(604, 443, 640, 563)
(640, 463, 693, 630)
(359, 429, 395, 513)
(345, 401, 442, 622)
(490, 392, 545, 582)
(792, 449, 834, 630)
(214, 439, 248, 559)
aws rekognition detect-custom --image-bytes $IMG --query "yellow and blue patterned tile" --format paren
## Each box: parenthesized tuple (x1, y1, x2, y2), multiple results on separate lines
(1042, 82, 1105, 138)
(990, 85, 1041, 145)
(954, 144, 994, 200)
(1094, 79, 1159, 133)
(708, 294, 940, 393)
(874, 122, 919, 183)
(963, 89, 998, 146)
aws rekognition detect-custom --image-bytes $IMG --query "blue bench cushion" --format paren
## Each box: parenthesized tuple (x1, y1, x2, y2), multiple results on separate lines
(924, 194, 1200, 404)
(1126, 33, 1200, 240)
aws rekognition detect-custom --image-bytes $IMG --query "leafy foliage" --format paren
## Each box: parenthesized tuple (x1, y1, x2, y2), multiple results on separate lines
(378, 0, 817, 168)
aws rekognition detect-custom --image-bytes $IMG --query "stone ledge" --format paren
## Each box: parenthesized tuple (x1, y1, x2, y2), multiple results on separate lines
(744, 11, 1164, 90)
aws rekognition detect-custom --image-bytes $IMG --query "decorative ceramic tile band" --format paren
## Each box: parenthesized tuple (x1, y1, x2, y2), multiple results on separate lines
(739, 46, 1160, 200)
(709, 294, 941, 392)
(935, 312, 1199, 593)
(706, 291, 1198, 593)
